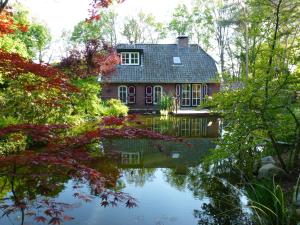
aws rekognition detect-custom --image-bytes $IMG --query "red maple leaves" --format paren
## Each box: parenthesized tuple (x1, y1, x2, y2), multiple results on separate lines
(0, 9, 28, 36)
(0, 50, 79, 92)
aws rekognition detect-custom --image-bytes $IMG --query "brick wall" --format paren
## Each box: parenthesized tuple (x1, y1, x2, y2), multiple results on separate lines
(101, 83, 220, 110)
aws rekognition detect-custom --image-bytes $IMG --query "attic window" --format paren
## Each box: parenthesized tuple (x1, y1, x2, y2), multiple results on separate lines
(173, 57, 181, 64)
(121, 52, 140, 65)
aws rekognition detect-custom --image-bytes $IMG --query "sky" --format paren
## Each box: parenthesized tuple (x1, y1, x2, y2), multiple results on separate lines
(21, 0, 191, 41)
(17, 0, 192, 61)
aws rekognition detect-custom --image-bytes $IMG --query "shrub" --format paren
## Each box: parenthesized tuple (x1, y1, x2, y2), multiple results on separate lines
(159, 95, 174, 112)
(0, 132, 27, 156)
(100, 99, 128, 117)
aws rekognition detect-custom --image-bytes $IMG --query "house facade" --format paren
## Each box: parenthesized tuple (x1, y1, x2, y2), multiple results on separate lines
(100, 36, 219, 112)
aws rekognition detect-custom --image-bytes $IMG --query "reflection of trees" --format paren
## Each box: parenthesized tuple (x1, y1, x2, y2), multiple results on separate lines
(123, 168, 156, 187)
(162, 168, 189, 191)
(0, 149, 134, 225)
(187, 168, 251, 225)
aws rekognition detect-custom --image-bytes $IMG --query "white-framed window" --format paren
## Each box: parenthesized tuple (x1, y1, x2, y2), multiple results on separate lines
(153, 85, 163, 104)
(181, 84, 191, 106)
(192, 84, 202, 106)
(118, 85, 128, 104)
(120, 52, 140, 65)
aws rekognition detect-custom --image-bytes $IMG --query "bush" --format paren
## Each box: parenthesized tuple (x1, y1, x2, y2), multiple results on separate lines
(100, 99, 128, 117)
(159, 95, 174, 112)
(0, 133, 27, 156)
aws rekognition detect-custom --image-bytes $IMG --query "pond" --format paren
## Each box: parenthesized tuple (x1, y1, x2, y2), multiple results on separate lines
(0, 115, 251, 225)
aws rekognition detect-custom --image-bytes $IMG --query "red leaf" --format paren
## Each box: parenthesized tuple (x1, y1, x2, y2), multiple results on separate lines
(34, 216, 47, 223)
(63, 215, 74, 221)
(48, 217, 61, 225)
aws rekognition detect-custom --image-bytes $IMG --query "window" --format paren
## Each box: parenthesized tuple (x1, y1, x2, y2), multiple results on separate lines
(153, 86, 163, 104)
(128, 86, 136, 104)
(181, 84, 191, 106)
(118, 86, 127, 104)
(192, 84, 201, 106)
(121, 52, 140, 65)
(173, 57, 181, 64)
(145, 86, 153, 104)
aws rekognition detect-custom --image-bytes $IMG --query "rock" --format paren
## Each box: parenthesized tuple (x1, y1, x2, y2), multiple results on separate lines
(261, 156, 276, 165)
(258, 163, 286, 179)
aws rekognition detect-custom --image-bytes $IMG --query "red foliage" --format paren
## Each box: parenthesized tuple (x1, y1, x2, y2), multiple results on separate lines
(0, 9, 28, 36)
(88, 0, 125, 22)
(101, 116, 124, 126)
(0, 50, 79, 92)
(0, 11, 14, 35)
(59, 40, 120, 78)
(35, 216, 47, 223)
(0, 124, 68, 142)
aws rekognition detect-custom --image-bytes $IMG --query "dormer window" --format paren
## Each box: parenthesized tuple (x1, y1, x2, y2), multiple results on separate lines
(121, 52, 140, 65)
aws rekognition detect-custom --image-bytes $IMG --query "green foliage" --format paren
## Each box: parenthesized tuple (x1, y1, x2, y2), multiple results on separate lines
(10, 5, 51, 60)
(71, 9, 117, 45)
(0, 133, 27, 156)
(0, 34, 29, 57)
(246, 179, 298, 225)
(122, 12, 166, 44)
(67, 77, 103, 124)
(168, 4, 193, 36)
(100, 99, 128, 117)
(204, 0, 300, 173)
(159, 95, 174, 112)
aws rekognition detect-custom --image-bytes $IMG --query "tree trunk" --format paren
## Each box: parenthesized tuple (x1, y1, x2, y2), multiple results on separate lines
(0, 0, 9, 14)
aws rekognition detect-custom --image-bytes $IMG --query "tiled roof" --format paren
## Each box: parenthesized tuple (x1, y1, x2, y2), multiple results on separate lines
(101, 44, 218, 83)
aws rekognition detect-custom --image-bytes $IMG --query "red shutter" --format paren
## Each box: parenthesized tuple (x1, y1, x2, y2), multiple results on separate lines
(128, 86, 136, 104)
(176, 84, 181, 97)
(145, 86, 153, 104)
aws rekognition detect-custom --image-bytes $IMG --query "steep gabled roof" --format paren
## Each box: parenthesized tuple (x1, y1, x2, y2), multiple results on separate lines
(101, 43, 218, 83)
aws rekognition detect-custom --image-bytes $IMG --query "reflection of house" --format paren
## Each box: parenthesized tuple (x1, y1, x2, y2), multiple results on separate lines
(121, 151, 142, 165)
(100, 36, 219, 112)
(143, 116, 219, 138)
(104, 138, 217, 168)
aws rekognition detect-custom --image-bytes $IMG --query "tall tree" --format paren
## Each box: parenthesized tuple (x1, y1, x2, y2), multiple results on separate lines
(168, 4, 193, 36)
(121, 12, 166, 44)
(71, 8, 118, 46)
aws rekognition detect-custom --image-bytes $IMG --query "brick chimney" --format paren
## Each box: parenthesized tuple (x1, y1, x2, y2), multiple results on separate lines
(177, 35, 189, 48)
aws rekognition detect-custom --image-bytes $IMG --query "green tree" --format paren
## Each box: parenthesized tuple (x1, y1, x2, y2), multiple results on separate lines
(121, 12, 166, 44)
(71, 9, 118, 46)
(205, 0, 300, 173)
(168, 4, 193, 36)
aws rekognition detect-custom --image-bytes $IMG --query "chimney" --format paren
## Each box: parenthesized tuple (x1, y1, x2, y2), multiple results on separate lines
(177, 35, 189, 48)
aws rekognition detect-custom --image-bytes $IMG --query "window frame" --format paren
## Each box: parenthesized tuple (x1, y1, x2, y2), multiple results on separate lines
(118, 85, 128, 104)
(181, 84, 191, 106)
(120, 52, 140, 65)
(192, 84, 202, 106)
(153, 85, 163, 105)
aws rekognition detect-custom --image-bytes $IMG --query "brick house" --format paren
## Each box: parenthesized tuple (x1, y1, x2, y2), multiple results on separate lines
(100, 36, 219, 112)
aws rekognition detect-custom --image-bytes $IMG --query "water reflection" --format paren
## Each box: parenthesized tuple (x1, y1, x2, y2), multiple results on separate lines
(0, 116, 251, 225)
(143, 116, 219, 138)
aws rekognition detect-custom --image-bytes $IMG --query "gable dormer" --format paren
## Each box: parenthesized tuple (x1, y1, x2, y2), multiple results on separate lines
(118, 49, 143, 66)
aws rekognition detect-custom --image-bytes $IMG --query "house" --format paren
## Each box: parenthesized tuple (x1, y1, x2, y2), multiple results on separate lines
(100, 36, 219, 112)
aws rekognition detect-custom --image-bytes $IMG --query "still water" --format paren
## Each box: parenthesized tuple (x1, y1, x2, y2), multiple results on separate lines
(0, 116, 250, 225)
